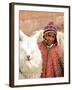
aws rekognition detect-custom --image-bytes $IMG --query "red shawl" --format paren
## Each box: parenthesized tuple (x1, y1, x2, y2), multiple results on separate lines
(38, 41, 64, 78)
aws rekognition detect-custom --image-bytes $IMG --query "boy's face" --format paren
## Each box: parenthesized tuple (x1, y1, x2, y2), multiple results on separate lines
(44, 31, 55, 46)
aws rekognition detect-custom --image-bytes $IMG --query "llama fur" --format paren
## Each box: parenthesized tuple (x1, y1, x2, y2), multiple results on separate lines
(19, 30, 42, 79)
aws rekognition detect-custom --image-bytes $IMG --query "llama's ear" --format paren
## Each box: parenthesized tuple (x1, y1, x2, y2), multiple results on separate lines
(19, 30, 28, 41)
(20, 30, 24, 41)
(32, 30, 43, 42)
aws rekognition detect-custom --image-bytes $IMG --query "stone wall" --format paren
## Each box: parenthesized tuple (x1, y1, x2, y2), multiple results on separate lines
(19, 11, 64, 35)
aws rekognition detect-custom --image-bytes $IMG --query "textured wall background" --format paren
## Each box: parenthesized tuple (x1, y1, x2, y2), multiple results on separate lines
(19, 11, 64, 36)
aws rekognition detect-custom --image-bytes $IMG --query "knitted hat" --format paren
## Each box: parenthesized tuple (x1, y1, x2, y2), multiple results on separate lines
(43, 22, 57, 35)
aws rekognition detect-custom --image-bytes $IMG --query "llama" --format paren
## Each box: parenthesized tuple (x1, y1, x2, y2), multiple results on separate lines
(19, 30, 43, 79)
(57, 31, 64, 51)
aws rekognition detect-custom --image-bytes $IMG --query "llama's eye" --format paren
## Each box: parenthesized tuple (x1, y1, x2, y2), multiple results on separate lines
(31, 51, 34, 54)
(31, 51, 33, 54)
(23, 50, 27, 54)
(31, 49, 37, 54)
(19, 37, 23, 41)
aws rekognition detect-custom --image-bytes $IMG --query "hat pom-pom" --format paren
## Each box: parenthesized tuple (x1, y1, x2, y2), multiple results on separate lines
(48, 22, 54, 25)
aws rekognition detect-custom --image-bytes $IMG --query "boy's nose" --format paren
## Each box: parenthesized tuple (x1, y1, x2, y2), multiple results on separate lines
(47, 37, 52, 40)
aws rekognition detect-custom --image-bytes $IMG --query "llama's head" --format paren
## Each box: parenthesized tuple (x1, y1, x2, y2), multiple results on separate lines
(20, 30, 43, 63)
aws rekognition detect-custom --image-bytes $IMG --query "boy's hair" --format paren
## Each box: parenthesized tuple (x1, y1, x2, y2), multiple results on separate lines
(54, 36, 58, 45)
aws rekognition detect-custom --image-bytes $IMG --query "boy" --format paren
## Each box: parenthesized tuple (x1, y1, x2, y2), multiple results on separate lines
(38, 22, 64, 78)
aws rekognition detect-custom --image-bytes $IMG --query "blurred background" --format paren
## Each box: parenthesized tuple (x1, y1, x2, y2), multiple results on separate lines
(19, 10, 64, 36)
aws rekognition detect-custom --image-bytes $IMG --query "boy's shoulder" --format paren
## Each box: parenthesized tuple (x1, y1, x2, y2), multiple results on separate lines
(50, 44, 61, 52)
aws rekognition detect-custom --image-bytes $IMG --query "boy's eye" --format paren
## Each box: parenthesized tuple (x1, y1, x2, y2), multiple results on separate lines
(48, 34, 51, 37)
(48, 34, 55, 38)
(52, 36, 55, 38)
(45, 33, 48, 37)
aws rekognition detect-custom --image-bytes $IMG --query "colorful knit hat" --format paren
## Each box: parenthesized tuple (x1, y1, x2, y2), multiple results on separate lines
(43, 22, 57, 35)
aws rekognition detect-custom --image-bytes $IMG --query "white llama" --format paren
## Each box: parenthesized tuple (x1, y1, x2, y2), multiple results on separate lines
(19, 30, 43, 79)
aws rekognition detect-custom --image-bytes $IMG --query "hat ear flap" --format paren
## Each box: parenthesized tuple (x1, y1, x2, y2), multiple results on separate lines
(43, 35, 45, 39)
(54, 36, 58, 45)
(43, 34, 47, 40)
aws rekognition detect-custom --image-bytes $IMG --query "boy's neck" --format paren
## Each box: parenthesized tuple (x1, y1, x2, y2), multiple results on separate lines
(47, 44, 54, 48)
(43, 40, 54, 48)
